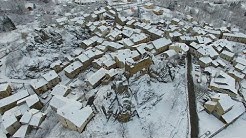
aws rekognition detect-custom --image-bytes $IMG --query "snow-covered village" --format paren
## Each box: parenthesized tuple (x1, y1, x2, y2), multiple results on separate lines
(0, 0, 246, 138)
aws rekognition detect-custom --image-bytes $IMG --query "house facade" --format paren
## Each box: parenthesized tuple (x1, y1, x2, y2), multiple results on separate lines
(0, 83, 12, 99)
(125, 57, 152, 76)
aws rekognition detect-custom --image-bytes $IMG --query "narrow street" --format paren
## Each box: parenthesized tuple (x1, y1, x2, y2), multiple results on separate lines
(186, 52, 199, 137)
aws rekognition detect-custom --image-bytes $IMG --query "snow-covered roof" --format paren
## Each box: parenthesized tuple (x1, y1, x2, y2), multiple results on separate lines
(219, 27, 230, 32)
(76, 53, 90, 63)
(29, 111, 45, 127)
(170, 43, 189, 52)
(228, 69, 245, 80)
(13, 125, 29, 138)
(50, 60, 62, 68)
(95, 45, 107, 52)
(103, 58, 116, 68)
(64, 61, 83, 74)
(199, 56, 212, 64)
(51, 85, 70, 97)
(196, 36, 213, 44)
(143, 24, 152, 30)
(212, 39, 233, 52)
(210, 71, 237, 95)
(221, 50, 234, 58)
(198, 44, 218, 58)
(106, 69, 119, 78)
(126, 20, 136, 26)
(169, 31, 182, 38)
(94, 49, 104, 57)
(216, 59, 226, 67)
(148, 28, 163, 37)
(0, 90, 29, 108)
(17, 94, 40, 108)
(91, 36, 103, 44)
(2, 113, 18, 129)
(212, 60, 219, 67)
(31, 78, 48, 90)
(179, 35, 196, 41)
(152, 37, 172, 50)
(72, 49, 83, 56)
(212, 93, 234, 112)
(49, 95, 82, 111)
(234, 57, 246, 66)
(20, 109, 45, 127)
(3, 106, 22, 118)
(107, 29, 121, 38)
(84, 49, 96, 59)
(135, 22, 147, 29)
(222, 102, 245, 124)
(189, 42, 201, 50)
(87, 68, 107, 87)
(205, 29, 221, 35)
(122, 29, 134, 38)
(57, 105, 93, 128)
(130, 33, 148, 43)
(0, 83, 10, 92)
(135, 43, 148, 55)
(235, 63, 246, 71)
(82, 39, 94, 46)
(103, 41, 124, 50)
(42, 70, 59, 82)
(98, 25, 108, 32)
(206, 34, 217, 40)
(122, 38, 134, 47)
(112, 49, 140, 63)
(223, 32, 246, 38)
(164, 49, 178, 58)
(243, 68, 246, 75)
(205, 101, 217, 106)
(20, 111, 32, 124)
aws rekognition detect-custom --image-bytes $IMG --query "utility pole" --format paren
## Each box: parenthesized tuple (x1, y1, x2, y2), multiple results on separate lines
(138, 5, 141, 19)
(137, 0, 142, 19)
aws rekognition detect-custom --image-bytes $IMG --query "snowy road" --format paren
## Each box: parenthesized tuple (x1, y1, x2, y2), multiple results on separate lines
(186, 52, 199, 137)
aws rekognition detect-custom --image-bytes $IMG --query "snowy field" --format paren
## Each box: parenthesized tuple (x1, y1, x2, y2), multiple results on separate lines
(214, 113, 246, 138)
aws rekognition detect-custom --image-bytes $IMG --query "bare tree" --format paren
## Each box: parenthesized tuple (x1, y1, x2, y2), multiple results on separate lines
(146, 122, 155, 138)
(118, 123, 127, 138)
(5, 50, 23, 73)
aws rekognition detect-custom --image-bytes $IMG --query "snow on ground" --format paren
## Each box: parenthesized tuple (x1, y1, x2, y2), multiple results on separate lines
(214, 113, 246, 138)
(0, 21, 39, 44)
(43, 67, 189, 138)
(198, 110, 225, 138)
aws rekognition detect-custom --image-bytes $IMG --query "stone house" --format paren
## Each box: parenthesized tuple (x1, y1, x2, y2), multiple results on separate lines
(57, 105, 94, 133)
(64, 61, 83, 79)
(0, 90, 29, 115)
(125, 57, 152, 76)
(42, 70, 61, 89)
(0, 83, 12, 99)
(152, 37, 172, 54)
